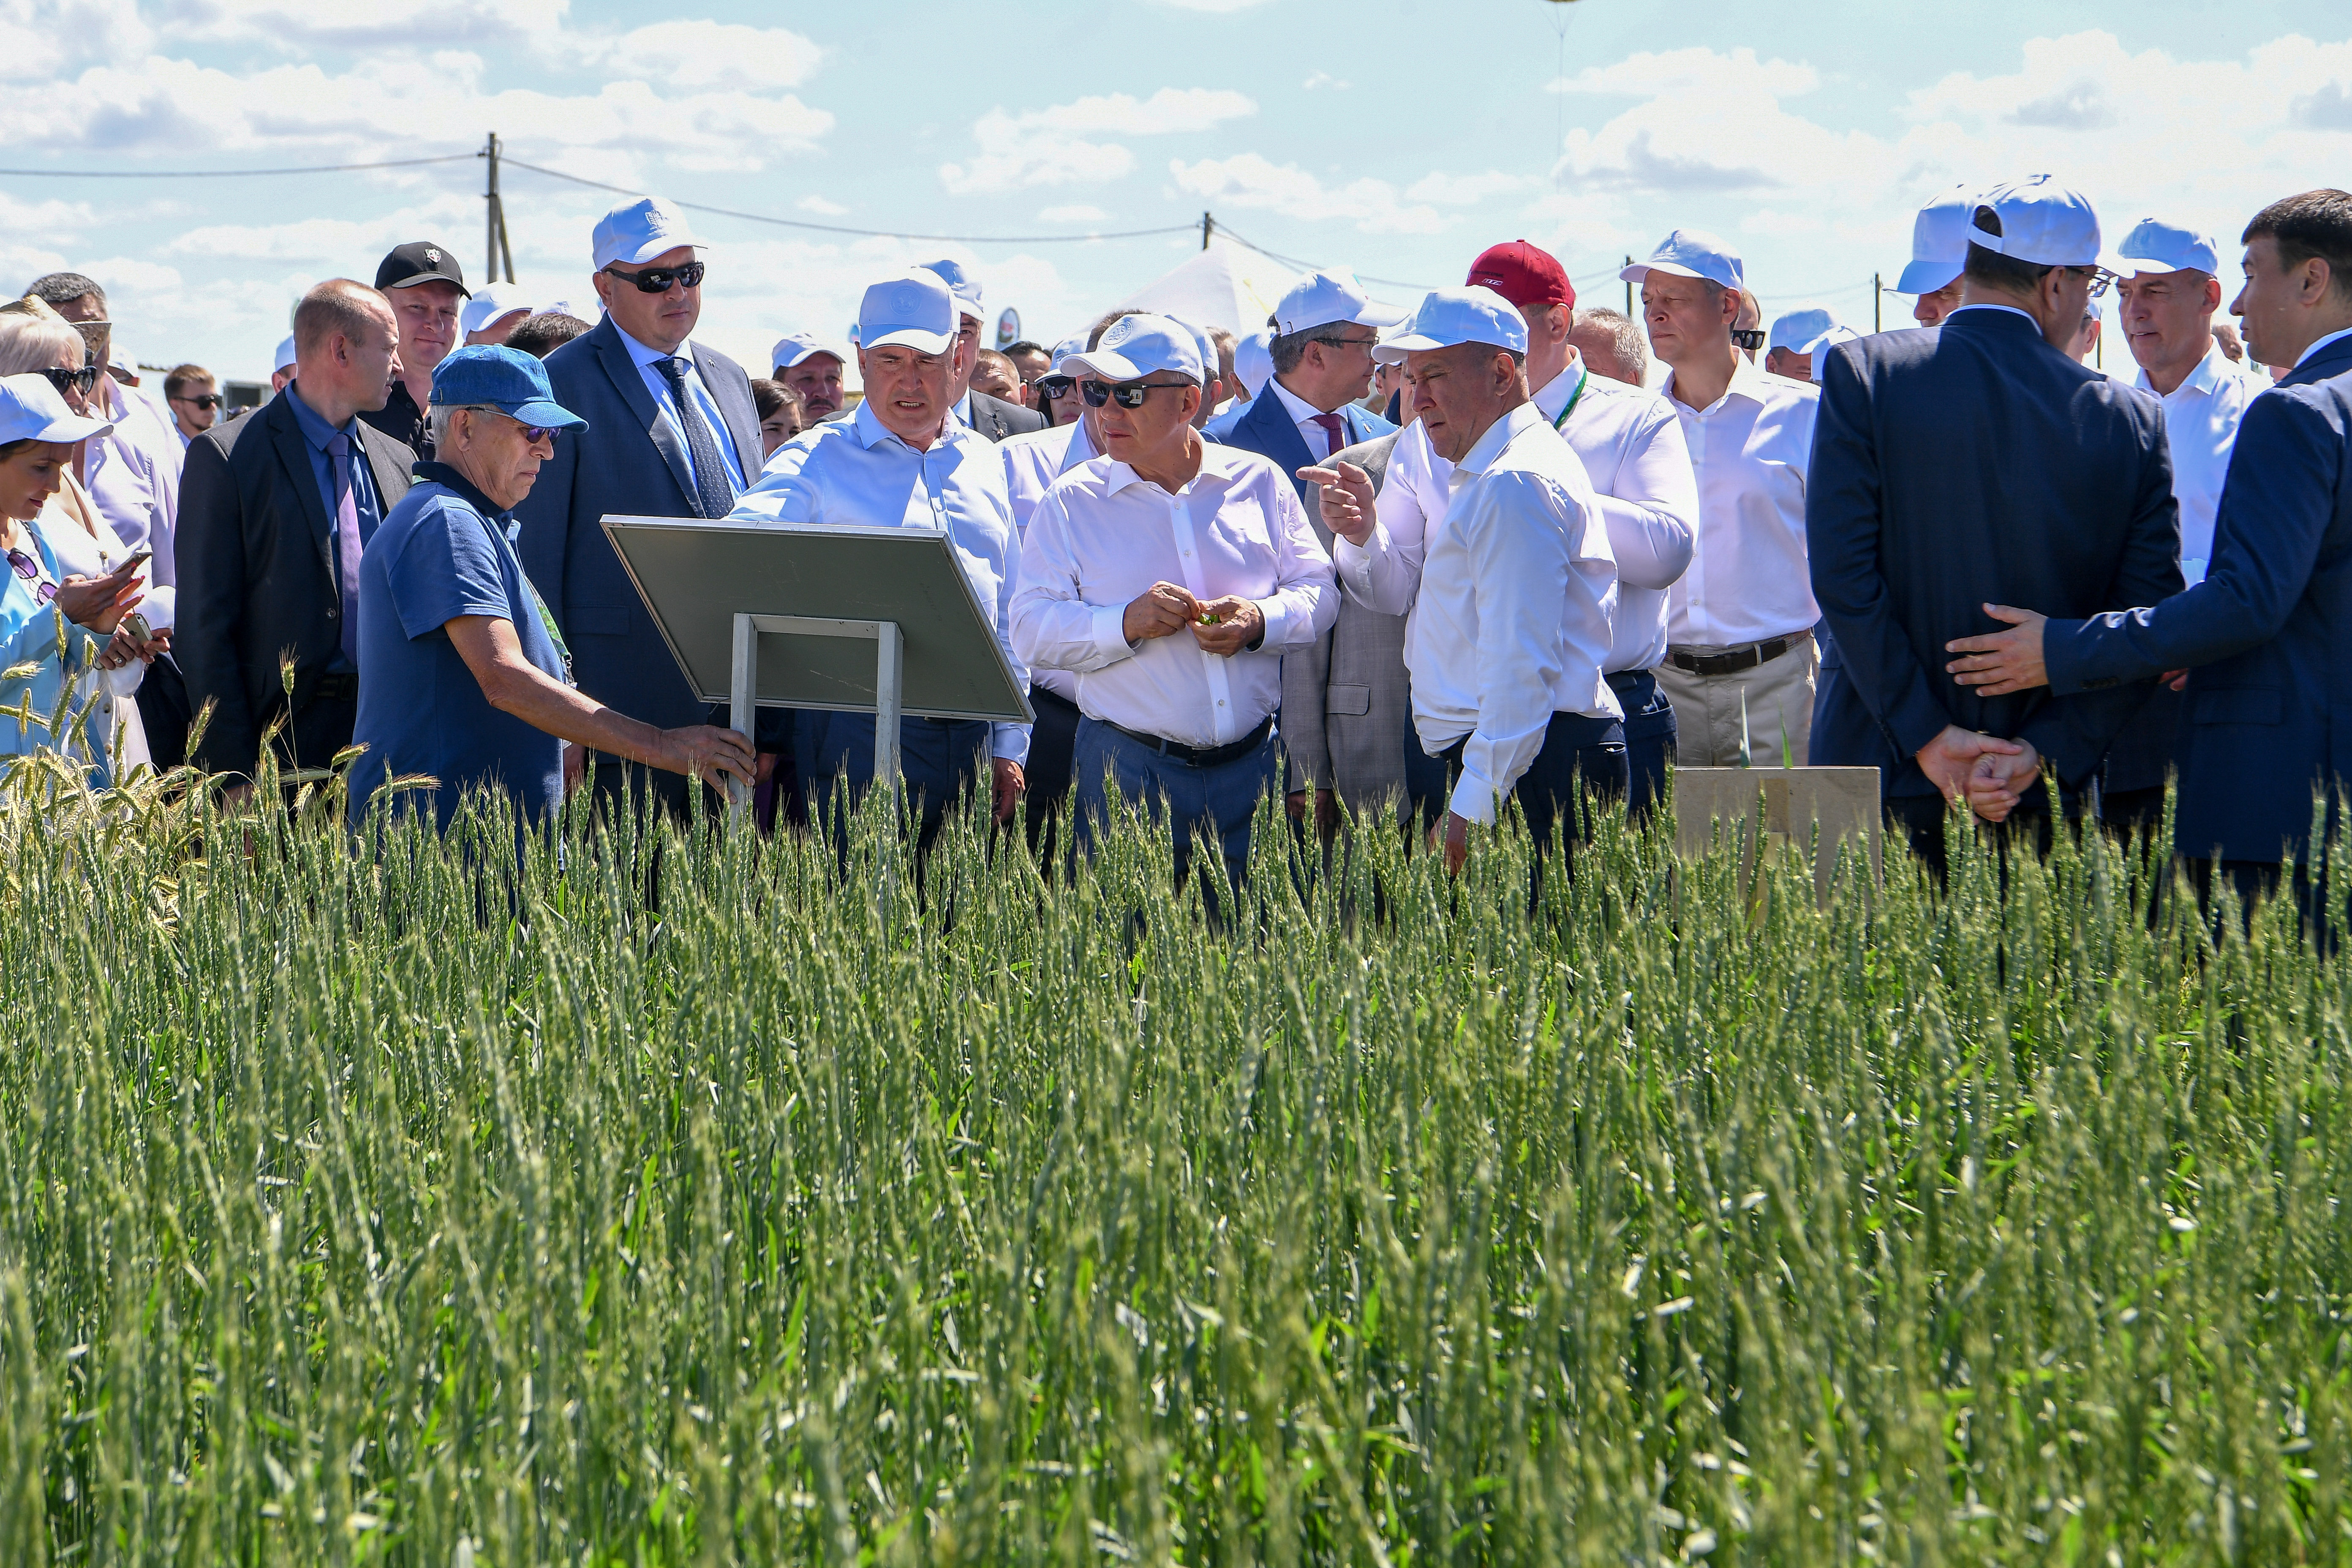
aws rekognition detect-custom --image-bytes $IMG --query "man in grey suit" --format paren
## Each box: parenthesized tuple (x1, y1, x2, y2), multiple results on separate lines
(179, 279, 414, 794)
(921, 260, 1046, 444)
(513, 196, 763, 819)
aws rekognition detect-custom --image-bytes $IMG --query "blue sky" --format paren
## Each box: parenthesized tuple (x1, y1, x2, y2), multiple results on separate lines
(5, 0, 2349, 382)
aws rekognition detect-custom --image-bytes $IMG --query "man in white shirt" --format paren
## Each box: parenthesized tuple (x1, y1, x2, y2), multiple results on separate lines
(1204, 269, 1400, 502)
(1012, 313, 1336, 897)
(1624, 230, 1822, 768)
(2096, 217, 2263, 830)
(1316, 240, 1696, 819)
(729, 270, 1027, 853)
(1895, 183, 1976, 327)
(1325, 288, 1623, 880)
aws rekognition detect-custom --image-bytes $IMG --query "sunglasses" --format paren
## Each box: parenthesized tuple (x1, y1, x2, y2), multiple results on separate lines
(603, 260, 706, 294)
(1035, 375, 1076, 400)
(42, 366, 101, 396)
(7, 551, 56, 605)
(172, 392, 223, 410)
(450, 406, 559, 444)
(1080, 379, 1191, 409)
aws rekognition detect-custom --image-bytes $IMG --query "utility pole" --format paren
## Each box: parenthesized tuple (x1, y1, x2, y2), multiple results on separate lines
(482, 132, 515, 285)
(1873, 272, 1881, 333)
(1624, 256, 1633, 317)
(1201, 211, 1213, 251)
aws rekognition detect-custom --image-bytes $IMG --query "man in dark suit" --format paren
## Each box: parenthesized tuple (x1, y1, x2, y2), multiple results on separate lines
(179, 279, 412, 793)
(1807, 177, 2184, 874)
(1204, 269, 1398, 504)
(1944, 189, 2352, 913)
(920, 260, 1045, 444)
(514, 196, 765, 818)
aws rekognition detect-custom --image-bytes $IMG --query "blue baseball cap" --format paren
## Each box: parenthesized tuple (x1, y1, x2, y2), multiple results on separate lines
(0, 373, 112, 446)
(2103, 218, 2221, 279)
(1620, 229, 1745, 292)
(1372, 286, 1528, 362)
(591, 196, 707, 271)
(1271, 268, 1407, 336)
(430, 345, 588, 430)
(1896, 183, 1975, 294)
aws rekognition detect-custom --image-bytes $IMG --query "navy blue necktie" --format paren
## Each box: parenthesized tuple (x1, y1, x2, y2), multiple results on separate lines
(656, 356, 735, 519)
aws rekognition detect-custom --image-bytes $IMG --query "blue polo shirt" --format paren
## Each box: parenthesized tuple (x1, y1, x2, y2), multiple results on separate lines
(348, 462, 567, 832)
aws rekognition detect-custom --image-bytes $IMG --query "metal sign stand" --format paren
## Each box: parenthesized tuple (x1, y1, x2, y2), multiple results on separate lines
(727, 613, 904, 817)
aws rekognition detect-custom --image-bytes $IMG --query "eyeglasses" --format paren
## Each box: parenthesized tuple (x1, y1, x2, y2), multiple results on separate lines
(1079, 379, 1191, 409)
(2064, 265, 2119, 299)
(6, 551, 57, 605)
(172, 393, 223, 410)
(42, 366, 101, 396)
(1035, 375, 1076, 400)
(602, 261, 706, 294)
(449, 406, 558, 444)
(1309, 333, 1378, 354)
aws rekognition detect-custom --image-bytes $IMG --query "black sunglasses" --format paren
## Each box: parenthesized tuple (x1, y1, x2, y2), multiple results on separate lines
(603, 261, 706, 294)
(173, 392, 223, 410)
(1080, 379, 1191, 409)
(7, 551, 57, 605)
(1035, 374, 1076, 399)
(42, 365, 101, 396)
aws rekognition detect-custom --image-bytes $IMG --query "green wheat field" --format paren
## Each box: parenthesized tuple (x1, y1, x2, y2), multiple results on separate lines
(2, 754, 2348, 1565)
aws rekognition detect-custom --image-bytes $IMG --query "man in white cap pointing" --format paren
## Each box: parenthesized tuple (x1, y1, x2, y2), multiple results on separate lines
(1011, 313, 1335, 901)
(1207, 269, 1400, 502)
(1326, 287, 1623, 880)
(729, 269, 1028, 853)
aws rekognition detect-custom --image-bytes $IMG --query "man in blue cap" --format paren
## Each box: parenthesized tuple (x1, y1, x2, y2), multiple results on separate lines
(349, 346, 754, 833)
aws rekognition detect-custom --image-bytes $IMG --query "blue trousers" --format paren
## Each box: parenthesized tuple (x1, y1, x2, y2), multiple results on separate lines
(1608, 668, 1677, 823)
(1073, 717, 1277, 893)
(1437, 711, 1629, 853)
(800, 710, 990, 857)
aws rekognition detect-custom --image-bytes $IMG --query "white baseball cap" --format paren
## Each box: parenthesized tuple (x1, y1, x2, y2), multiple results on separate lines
(0, 372, 113, 446)
(1065, 313, 1204, 384)
(857, 271, 959, 355)
(1166, 316, 1221, 384)
(1895, 183, 1975, 295)
(1231, 329, 1272, 397)
(1620, 230, 1745, 292)
(460, 285, 533, 337)
(537, 298, 597, 324)
(1047, 334, 1086, 373)
(273, 334, 298, 374)
(1372, 286, 1529, 362)
(1768, 306, 1844, 354)
(591, 196, 708, 271)
(1968, 176, 2101, 268)
(1271, 269, 1407, 337)
(770, 331, 849, 372)
(919, 259, 985, 327)
(2103, 218, 2221, 279)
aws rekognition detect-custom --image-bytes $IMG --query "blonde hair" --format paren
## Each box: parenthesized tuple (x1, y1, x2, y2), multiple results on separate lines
(0, 295, 84, 378)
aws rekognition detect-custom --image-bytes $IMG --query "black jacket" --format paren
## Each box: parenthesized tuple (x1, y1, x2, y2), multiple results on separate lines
(177, 388, 416, 776)
(966, 389, 1044, 443)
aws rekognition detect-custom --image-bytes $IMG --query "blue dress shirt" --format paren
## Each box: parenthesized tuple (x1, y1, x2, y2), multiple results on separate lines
(283, 382, 383, 672)
(617, 329, 748, 497)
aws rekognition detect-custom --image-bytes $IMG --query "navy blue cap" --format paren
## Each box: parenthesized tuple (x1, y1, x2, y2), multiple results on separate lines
(430, 345, 587, 431)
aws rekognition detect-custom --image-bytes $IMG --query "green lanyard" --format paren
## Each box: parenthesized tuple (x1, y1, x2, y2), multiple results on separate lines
(502, 516, 575, 685)
(1549, 367, 1589, 433)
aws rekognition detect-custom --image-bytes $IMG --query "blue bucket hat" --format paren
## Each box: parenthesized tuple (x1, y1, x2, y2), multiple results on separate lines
(430, 345, 588, 431)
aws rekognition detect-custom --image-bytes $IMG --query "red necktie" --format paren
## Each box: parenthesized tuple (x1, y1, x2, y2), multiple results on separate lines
(1309, 412, 1345, 457)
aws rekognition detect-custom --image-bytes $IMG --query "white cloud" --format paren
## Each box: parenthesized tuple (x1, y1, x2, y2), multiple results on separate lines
(1168, 154, 1446, 235)
(1039, 204, 1108, 223)
(1302, 71, 1348, 91)
(155, 0, 572, 52)
(1552, 46, 1817, 99)
(939, 87, 1255, 195)
(574, 21, 823, 93)
(798, 196, 849, 216)
(1406, 171, 1539, 206)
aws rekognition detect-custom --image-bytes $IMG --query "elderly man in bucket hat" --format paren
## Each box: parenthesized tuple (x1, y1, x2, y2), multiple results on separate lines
(348, 345, 754, 833)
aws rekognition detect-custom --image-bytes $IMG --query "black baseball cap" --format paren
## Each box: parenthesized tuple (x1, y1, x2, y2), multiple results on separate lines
(374, 241, 470, 297)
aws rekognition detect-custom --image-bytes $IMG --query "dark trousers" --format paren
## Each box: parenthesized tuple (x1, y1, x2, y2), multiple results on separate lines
(135, 656, 192, 773)
(283, 691, 355, 779)
(1438, 711, 1629, 854)
(2099, 784, 2169, 837)
(1884, 782, 2080, 884)
(1073, 717, 1277, 895)
(801, 710, 991, 859)
(1023, 685, 1082, 860)
(1608, 667, 1676, 823)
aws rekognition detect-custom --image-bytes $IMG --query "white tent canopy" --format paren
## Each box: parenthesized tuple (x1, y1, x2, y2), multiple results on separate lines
(1110, 240, 1298, 338)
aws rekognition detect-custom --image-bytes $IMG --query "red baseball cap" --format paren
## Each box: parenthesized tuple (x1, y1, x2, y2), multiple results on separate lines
(1465, 240, 1574, 314)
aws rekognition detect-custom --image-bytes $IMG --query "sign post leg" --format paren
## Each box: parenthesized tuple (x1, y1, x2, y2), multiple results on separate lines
(873, 621, 902, 793)
(728, 612, 756, 819)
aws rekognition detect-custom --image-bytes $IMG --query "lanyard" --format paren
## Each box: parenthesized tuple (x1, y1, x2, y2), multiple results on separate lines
(1549, 367, 1589, 433)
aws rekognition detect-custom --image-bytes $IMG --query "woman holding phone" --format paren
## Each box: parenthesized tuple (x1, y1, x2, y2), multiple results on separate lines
(0, 375, 149, 784)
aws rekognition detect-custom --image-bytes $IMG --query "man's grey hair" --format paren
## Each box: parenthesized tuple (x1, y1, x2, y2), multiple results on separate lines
(426, 403, 475, 448)
(25, 272, 104, 314)
(1572, 307, 1649, 385)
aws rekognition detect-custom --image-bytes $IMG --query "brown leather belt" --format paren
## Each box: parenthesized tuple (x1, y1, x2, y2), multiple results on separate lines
(1666, 630, 1810, 679)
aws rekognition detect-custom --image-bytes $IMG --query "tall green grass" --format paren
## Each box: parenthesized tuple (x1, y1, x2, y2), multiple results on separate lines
(0, 757, 2347, 1565)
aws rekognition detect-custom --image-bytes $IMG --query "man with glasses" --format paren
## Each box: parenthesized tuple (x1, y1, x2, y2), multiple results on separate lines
(1206, 269, 1400, 504)
(1807, 177, 2183, 874)
(163, 365, 220, 447)
(1012, 313, 1336, 899)
(348, 345, 753, 836)
(1030, 336, 1086, 430)
(515, 195, 769, 821)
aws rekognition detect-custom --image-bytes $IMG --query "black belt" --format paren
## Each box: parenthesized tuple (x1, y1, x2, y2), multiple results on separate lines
(1666, 631, 1809, 679)
(1099, 714, 1272, 768)
(310, 672, 358, 702)
(1029, 683, 1081, 716)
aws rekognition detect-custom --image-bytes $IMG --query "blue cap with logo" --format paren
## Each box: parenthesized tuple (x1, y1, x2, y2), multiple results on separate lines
(592, 196, 708, 271)
(919, 259, 986, 326)
(430, 345, 588, 431)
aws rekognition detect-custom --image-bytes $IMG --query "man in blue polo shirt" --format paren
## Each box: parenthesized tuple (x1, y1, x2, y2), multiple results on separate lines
(348, 346, 754, 832)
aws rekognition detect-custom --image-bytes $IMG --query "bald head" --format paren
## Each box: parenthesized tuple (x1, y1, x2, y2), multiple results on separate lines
(290, 278, 401, 425)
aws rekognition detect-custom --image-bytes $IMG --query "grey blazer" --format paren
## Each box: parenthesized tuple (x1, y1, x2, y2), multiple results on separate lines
(1281, 431, 1416, 816)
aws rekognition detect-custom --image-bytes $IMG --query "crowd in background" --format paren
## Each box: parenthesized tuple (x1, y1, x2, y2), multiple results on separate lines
(2, 174, 2349, 923)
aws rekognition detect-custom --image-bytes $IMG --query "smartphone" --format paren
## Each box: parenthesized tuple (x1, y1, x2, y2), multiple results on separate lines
(116, 550, 153, 572)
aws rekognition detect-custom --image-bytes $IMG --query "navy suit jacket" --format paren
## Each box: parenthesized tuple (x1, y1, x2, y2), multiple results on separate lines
(1808, 307, 2183, 797)
(514, 315, 762, 735)
(1206, 385, 1394, 504)
(2045, 332, 2352, 863)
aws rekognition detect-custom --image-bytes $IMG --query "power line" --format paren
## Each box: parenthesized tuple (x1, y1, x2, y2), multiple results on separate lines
(0, 153, 476, 179)
(498, 157, 1197, 246)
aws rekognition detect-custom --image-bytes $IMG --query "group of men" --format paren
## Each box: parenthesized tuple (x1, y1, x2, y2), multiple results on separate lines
(89, 170, 2352, 920)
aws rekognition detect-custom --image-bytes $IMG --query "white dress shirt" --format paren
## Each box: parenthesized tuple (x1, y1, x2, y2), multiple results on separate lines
(1268, 376, 1352, 459)
(2133, 340, 2259, 585)
(727, 400, 1029, 764)
(1000, 419, 1097, 699)
(82, 375, 182, 593)
(1334, 401, 1620, 825)
(2294, 324, 2352, 368)
(1658, 351, 1818, 648)
(1011, 441, 1336, 749)
(619, 328, 749, 497)
(1381, 351, 1696, 672)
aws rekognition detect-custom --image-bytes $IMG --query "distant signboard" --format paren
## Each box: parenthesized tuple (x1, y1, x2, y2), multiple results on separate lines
(995, 308, 1020, 349)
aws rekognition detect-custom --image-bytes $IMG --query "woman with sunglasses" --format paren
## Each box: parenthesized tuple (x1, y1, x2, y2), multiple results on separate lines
(0, 376, 152, 785)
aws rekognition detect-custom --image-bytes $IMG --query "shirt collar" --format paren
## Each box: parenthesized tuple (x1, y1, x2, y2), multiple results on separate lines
(1658, 350, 1778, 414)
(2294, 324, 2352, 369)
(1532, 352, 1586, 420)
(1947, 302, 2043, 332)
(2135, 339, 2231, 400)
(412, 459, 512, 524)
(849, 395, 953, 455)
(952, 392, 974, 428)
(1454, 400, 1544, 478)
(1267, 376, 1328, 427)
(619, 326, 695, 371)
(282, 381, 355, 451)
(1102, 436, 1236, 497)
